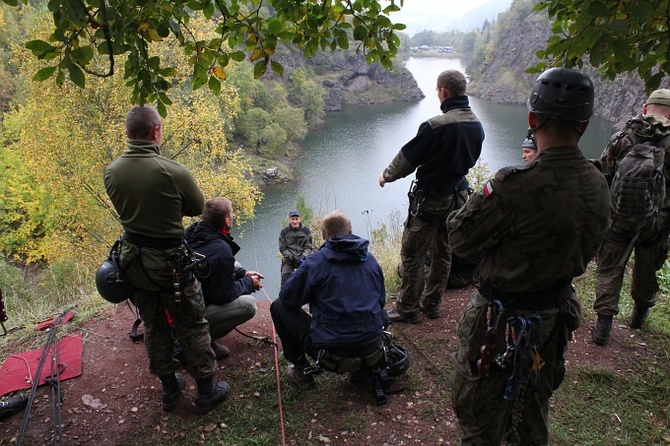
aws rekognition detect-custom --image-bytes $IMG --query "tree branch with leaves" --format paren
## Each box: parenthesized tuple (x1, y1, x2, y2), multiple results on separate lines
(5, 0, 406, 115)
(532, 0, 670, 93)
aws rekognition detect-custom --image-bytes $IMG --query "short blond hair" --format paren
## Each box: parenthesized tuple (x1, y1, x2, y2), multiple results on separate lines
(321, 210, 351, 239)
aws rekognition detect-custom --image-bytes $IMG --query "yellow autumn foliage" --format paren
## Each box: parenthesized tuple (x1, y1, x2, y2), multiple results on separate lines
(0, 11, 261, 277)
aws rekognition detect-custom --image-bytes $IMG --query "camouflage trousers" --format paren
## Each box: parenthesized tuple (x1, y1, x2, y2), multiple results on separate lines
(594, 234, 668, 316)
(120, 241, 216, 379)
(451, 290, 580, 445)
(395, 190, 468, 317)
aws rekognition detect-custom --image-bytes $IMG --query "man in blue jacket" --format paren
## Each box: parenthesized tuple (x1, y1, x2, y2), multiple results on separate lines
(185, 197, 263, 358)
(270, 210, 387, 389)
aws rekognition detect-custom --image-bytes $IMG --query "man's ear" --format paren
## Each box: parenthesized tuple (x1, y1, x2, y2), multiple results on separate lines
(528, 112, 536, 129)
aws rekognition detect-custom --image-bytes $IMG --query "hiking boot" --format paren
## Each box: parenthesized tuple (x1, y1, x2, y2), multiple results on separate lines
(194, 378, 230, 415)
(629, 305, 650, 329)
(420, 305, 441, 319)
(388, 310, 421, 324)
(160, 372, 185, 412)
(285, 364, 315, 390)
(593, 314, 613, 345)
(211, 342, 230, 360)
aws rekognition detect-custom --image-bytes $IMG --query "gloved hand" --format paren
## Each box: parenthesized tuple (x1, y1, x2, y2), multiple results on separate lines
(290, 257, 301, 269)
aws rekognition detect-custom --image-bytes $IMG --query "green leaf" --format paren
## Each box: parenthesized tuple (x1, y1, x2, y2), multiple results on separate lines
(156, 101, 167, 118)
(67, 62, 85, 88)
(32, 66, 57, 82)
(26, 39, 55, 57)
(337, 36, 349, 50)
(270, 61, 284, 76)
(208, 75, 221, 95)
(203, 2, 214, 19)
(353, 25, 367, 41)
(230, 51, 246, 62)
(253, 60, 267, 79)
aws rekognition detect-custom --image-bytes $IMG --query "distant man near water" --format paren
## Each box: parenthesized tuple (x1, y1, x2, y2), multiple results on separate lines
(104, 106, 229, 414)
(279, 209, 313, 286)
(448, 68, 611, 444)
(379, 69, 484, 324)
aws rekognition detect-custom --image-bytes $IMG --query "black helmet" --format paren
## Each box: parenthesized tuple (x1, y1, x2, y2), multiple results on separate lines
(527, 67, 594, 122)
(95, 257, 135, 304)
(385, 343, 410, 377)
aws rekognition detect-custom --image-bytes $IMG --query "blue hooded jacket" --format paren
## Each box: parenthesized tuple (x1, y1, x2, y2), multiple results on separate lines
(278, 234, 386, 348)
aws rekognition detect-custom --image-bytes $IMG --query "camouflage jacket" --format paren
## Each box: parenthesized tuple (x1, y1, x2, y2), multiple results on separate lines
(599, 114, 670, 229)
(448, 145, 611, 293)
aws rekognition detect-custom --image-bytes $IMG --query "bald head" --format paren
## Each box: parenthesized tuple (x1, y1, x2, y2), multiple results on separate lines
(125, 106, 162, 140)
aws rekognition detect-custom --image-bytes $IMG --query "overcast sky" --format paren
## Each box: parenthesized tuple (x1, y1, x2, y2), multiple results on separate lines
(386, 0, 507, 35)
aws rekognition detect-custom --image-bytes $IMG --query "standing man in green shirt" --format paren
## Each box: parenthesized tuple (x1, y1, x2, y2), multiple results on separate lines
(104, 106, 229, 414)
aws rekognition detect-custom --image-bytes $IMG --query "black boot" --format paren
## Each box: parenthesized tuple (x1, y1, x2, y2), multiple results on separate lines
(630, 305, 650, 329)
(194, 377, 230, 414)
(159, 372, 185, 411)
(593, 314, 613, 345)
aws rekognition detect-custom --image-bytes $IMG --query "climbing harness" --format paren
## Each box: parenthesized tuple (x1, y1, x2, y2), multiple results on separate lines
(477, 299, 503, 378)
(486, 312, 545, 445)
(407, 180, 426, 226)
(16, 308, 71, 446)
(166, 240, 206, 303)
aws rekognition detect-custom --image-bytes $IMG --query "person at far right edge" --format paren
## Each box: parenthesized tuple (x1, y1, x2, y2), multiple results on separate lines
(593, 88, 670, 345)
(447, 68, 611, 445)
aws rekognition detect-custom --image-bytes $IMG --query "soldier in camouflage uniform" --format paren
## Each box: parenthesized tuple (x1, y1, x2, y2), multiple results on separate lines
(593, 89, 670, 345)
(447, 68, 611, 445)
(105, 106, 229, 414)
(379, 69, 485, 324)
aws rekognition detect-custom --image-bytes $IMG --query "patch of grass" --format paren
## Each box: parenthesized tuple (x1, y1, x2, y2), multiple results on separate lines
(550, 364, 670, 445)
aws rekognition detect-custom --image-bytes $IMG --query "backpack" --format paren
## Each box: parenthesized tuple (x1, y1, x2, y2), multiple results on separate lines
(609, 135, 666, 244)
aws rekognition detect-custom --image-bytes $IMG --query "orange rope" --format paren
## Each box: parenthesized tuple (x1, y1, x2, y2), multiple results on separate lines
(251, 216, 287, 446)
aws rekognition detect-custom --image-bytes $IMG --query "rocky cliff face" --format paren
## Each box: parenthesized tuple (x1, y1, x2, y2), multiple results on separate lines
(468, 11, 659, 128)
(273, 47, 424, 112)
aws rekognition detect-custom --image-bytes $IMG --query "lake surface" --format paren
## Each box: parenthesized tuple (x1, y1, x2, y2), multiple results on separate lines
(233, 57, 615, 299)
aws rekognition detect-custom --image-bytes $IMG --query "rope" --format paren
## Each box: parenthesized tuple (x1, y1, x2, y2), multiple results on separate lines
(9, 355, 34, 386)
(396, 328, 453, 384)
(16, 308, 71, 446)
(249, 215, 287, 446)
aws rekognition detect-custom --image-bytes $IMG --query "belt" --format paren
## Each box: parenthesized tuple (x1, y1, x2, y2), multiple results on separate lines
(319, 335, 383, 358)
(478, 280, 573, 311)
(123, 232, 183, 251)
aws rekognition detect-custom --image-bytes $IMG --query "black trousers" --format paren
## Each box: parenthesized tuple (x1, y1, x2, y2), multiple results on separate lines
(270, 299, 315, 366)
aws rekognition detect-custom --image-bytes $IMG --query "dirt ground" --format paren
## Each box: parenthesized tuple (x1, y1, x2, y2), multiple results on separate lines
(0, 285, 653, 445)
